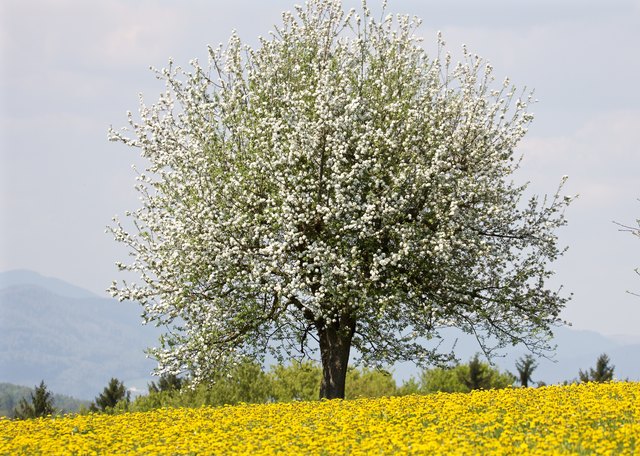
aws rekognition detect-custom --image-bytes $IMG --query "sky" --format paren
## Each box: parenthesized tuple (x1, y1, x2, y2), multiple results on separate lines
(1, 0, 639, 338)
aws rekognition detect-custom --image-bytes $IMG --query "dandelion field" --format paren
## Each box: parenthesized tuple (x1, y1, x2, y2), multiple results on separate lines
(1, 382, 637, 455)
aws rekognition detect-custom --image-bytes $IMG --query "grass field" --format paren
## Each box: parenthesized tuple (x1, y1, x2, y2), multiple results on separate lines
(1, 381, 637, 455)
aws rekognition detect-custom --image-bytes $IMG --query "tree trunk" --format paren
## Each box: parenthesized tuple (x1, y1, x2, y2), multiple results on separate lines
(317, 316, 356, 399)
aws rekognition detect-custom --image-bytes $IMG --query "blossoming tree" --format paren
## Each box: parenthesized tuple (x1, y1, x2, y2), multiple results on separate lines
(109, 0, 572, 399)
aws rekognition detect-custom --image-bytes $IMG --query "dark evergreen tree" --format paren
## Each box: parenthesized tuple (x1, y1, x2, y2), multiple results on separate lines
(91, 378, 130, 412)
(515, 354, 538, 387)
(13, 380, 55, 419)
(148, 374, 185, 394)
(458, 354, 493, 390)
(579, 353, 615, 383)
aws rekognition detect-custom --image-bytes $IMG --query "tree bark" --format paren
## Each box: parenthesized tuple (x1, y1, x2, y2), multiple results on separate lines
(317, 315, 356, 399)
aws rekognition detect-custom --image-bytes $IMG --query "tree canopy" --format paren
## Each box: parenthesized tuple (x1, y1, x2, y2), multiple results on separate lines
(109, 0, 571, 399)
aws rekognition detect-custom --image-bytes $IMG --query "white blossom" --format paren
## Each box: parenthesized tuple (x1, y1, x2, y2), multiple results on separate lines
(109, 0, 572, 389)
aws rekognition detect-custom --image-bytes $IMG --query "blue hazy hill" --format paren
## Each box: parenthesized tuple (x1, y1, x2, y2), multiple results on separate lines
(1, 270, 638, 400)
(0, 270, 160, 400)
(0, 269, 98, 299)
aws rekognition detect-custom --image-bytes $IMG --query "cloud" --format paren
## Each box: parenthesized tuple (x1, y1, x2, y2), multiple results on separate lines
(518, 111, 640, 335)
(402, 0, 637, 29)
(517, 110, 640, 209)
(421, 2, 640, 121)
(98, 3, 190, 67)
(1, 0, 189, 69)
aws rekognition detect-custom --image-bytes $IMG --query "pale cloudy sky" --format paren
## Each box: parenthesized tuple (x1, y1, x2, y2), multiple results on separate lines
(1, 0, 638, 336)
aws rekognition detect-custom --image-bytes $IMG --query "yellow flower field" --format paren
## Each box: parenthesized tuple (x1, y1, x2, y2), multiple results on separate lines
(1, 382, 637, 455)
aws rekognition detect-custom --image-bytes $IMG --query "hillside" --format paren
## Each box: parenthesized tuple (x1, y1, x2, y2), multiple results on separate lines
(1, 270, 639, 400)
(0, 270, 160, 400)
(0, 382, 90, 417)
(0, 269, 98, 299)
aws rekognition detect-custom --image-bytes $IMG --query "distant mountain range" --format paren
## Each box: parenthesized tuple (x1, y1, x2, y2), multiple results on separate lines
(1, 269, 638, 401)
(0, 269, 99, 300)
(0, 270, 161, 400)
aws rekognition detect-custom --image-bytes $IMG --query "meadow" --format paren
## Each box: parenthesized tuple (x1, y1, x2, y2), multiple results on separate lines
(1, 381, 637, 455)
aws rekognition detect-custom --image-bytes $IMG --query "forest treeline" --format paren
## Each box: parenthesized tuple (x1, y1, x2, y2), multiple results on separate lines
(0, 383, 90, 418)
(6, 353, 617, 419)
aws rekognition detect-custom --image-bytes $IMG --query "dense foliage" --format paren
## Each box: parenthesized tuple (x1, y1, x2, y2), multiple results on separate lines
(108, 357, 515, 412)
(0, 383, 89, 418)
(109, 0, 571, 398)
(90, 378, 130, 413)
(12, 381, 55, 420)
(2, 382, 637, 454)
(418, 356, 515, 393)
(579, 353, 615, 383)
